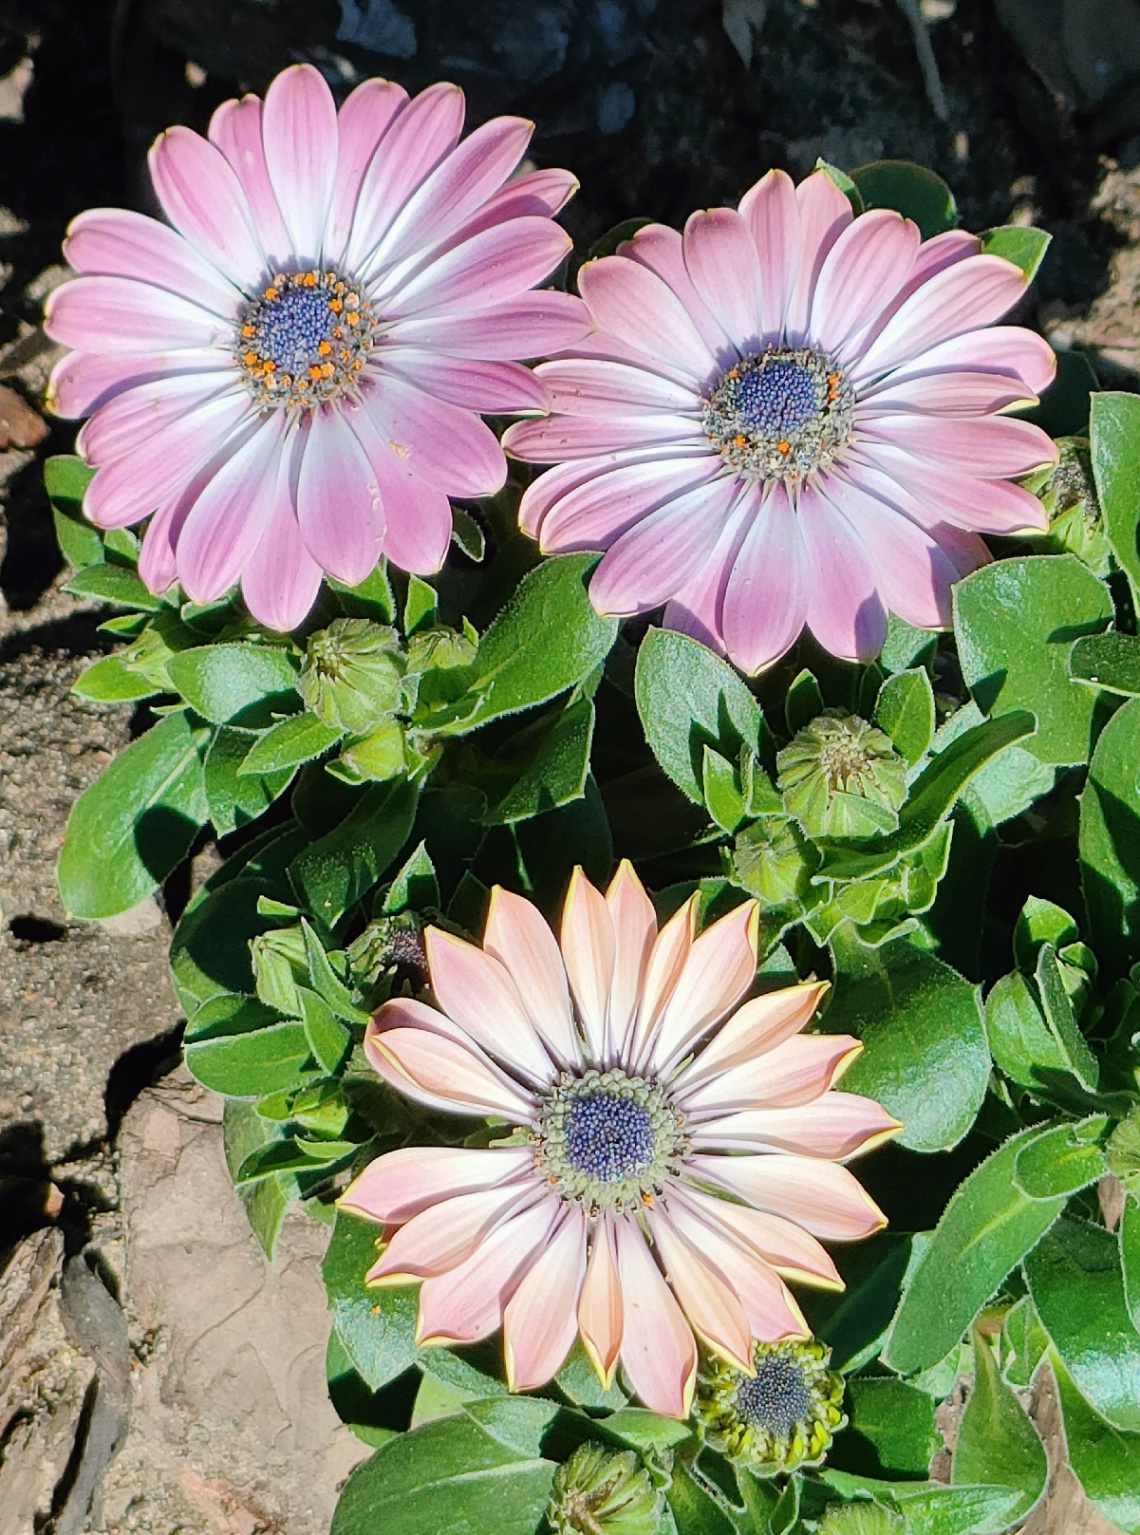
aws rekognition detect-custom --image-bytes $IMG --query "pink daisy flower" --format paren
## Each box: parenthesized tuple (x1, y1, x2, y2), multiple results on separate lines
(503, 168, 1058, 672)
(45, 65, 590, 630)
(340, 863, 897, 1417)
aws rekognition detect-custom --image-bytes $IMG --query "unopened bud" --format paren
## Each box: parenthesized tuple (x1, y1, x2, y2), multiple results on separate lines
(777, 711, 906, 838)
(299, 618, 403, 732)
(546, 1444, 662, 1535)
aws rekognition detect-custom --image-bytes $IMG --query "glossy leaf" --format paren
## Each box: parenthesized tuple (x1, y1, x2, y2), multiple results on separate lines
(985, 970, 1087, 1092)
(298, 986, 352, 1074)
(1091, 390, 1140, 606)
(1070, 631, 1140, 696)
(833, 1377, 939, 1478)
(203, 725, 292, 837)
(1025, 1218, 1140, 1431)
(322, 1210, 420, 1392)
(851, 160, 958, 238)
(184, 1008, 312, 1098)
(933, 701, 1055, 828)
(63, 561, 161, 610)
(883, 1127, 1067, 1375)
(45, 453, 101, 568)
(239, 712, 343, 775)
(951, 1333, 1047, 1529)
(1013, 1116, 1108, 1200)
(1122, 1193, 1140, 1334)
(58, 708, 208, 918)
(635, 626, 763, 804)
(1080, 696, 1140, 979)
(483, 696, 594, 824)
(289, 777, 420, 929)
(166, 643, 300, 727)
(71, 654, 159, 703)
(825, 926, 989, 1152)
(893, 1481, 1023, 1535)
(874, 668, 935, 767)
(1052, 1352, 1140, 1533)
(953, 556, 1112, 766)
(979, 225, 1051, 282)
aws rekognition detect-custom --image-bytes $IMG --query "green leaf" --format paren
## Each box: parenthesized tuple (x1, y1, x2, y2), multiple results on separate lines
(833, 1377, 939, 1478)
(554, 1338, 627, 1411)
(322, 1209, 420, 1392)
(892, 1482, 1024, 1535)
(883, 1126, 1067, 1375)
(203, 725, 292, 837)
(463, 1397, 562, 1457)
(185, 1011, 312, 1097)
(1033, 944, 1099, 1091)
(881, 616, 938, 676)
(933, 701, 1056, 828)
(1070, 631, 1140, 696)
(382, 841, 439, 914)
(667, 1461, 741, 1535)
(45, 454, 101, 569)
(703, 746, 746, 833)
(298, 987, 352, 1074)
(599, 1407, 697, 1455)
(223, 1100, 315, 1259)
(1091, 391, 1140, 607)
(1002, 1296, 1049, 1390)
(301, 920, 372, 1024)
(785, 668, 824, 736)
(985, 970, 1088, 1092)
(825, 926, 989, 1153)
(816, 159, 865, 213)
(851, 160, 958, 239)
(1052, 1353, 1140, 1534)
(635, 627, 763, 804)
(951, 1333, 1046, 1528)
(1080, 696, 1140, 978)
(289, 777, 420, 928)
(451, 505, 486, 562)
(1013, 896, 1079, 967)
(979, 225, 1052, 281)
(1013, 1116, 1108, 1199)
(330, 563, 396, 623)
(874, 669, 935, 767)
(58, 709, 208, 918)
(953, 555, 1112, 766)
(166, 643, 300, 727)
(239, 712, 343, 775)
(63, 562, 162, 610)
(483, 696, 594, 825)
(1122, 1193, 1140, 1334)
(403, 574, 438, 635)
(1025, 1218, 1140, 1431)
(800, 1233, 913, 1374)
(70, 654, 160, 703)
(171, 862, 295, 1014)
(436, 554, 617, 734)
(330, 1413, 555, 1535)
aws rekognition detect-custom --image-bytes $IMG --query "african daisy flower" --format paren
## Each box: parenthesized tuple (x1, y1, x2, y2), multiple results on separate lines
(503, 167, 1058, 672)
(339, 862, 897, 1417)
(44, 65, 589, 630)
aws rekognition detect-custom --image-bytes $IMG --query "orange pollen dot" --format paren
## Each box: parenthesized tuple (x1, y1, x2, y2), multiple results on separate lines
(352, 358, 364, 370)
(732, 434, 747, 448)
(308, 364, 324, 379)
(334, 281, 346, 294)
(777, 439, 791, 453)
(320, 361, 335, 377)
(241, 323, 255, 338)
(243, 350, 257, 366)
(302, 271, 318, 287)
(329, 298, 343, 312)
(262, 286, 278, 301)
(317, 340, 332, 355)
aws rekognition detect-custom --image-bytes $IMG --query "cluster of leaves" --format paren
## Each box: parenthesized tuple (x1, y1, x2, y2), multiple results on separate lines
(51, 161, 1140, 1535)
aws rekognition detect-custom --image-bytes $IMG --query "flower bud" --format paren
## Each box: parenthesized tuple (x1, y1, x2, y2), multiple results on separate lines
(347, 914, 429, 991)
(546, 1444, 663, 1535)
(338, 717, 407, 782)
(817, 1504, 903, 1535)
(1024, 437, 1112, 579)
(299, 618, 403, 733)
(777, 711, 906, 838)
(693, 1337, 845, 1476)
(1107, 1105, 1140, 1195)
(729, 815, 817, 907)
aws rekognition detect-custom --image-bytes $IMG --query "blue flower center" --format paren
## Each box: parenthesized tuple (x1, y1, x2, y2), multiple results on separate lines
(258, 285, 340, 371)
(733, 358, 819, 437)
(735, 1358, 813, 1436)
(564, 1090, 655, 1183)
(236, 268, 377, 410)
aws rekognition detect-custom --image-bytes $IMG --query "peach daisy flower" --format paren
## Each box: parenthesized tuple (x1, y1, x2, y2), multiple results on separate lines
(340, 863, 897, 1417)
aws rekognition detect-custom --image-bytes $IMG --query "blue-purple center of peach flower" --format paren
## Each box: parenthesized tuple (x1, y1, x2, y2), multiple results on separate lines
(735, 1356, 813, 1434)
(702, 346, 855, 481)
(237, 268, 377, 411)
(533, 1068, 687, 1216)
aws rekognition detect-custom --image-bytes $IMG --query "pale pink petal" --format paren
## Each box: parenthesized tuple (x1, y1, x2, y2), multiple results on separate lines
(367, 1182, 543, 1281)
(682, 207, 763, 353)
(648, 1204, 753, 1369)
(588, 474, 741, 614)
(82, 392, 252, 529)
(578, 255, 718, 383)
(852, 254, 1028, 381)
(324, 78, 409, 265)
(64, 208, 240, 317)
(379, 217, 571, 319)
(207, 95, 292, 265)
(604, 860, 658, 1056)
(504, 411, 704, 463)
(173, 414, 286, 602)
(378, 348, 550, 413)
(871, 326, 1056, 396)
(679, 1185, 842, 1290)
(295, 406, 385, 586)
(810, 210, 920, 355)
(859, 414, 1057, 477)
(360, 374, 506, 497)
(613, 1215, 698, 1417)
(45, 275, 225, 354)
(504, 1205, 588, 1390)
(618, 223, 733, 359)
(538, 455, 721, 556)
(628, 895, 698, 1069)
(857, 229, 981, 350)
(648, 899, 760, 1075)
(785, 170, 854, 344)
(692, 1092, 901, 1159)
(340, 1144, 538, 1224)
(385, 291, 591, 359)
(518, 457, 611, 540)
(691, 1151, 888, 1241)
(77, 371, 239, 464)
(722, 480, 810, 674)
(445, 168, 578, 250)
(536, 358, 700, 415)
(346, 83, 466, 275)
(935, 522, 992, 578)
(349, 408, 453, 575)
(148, 125, 265, 288)
(679, 1033, 862, 1115)
(679, 982, 828, 1089)
(482, 887, 581, 1070)
(260, 63, 338, 264)
(240, 450, 324, 632)
(798, 480, 888, 662)
(416, 1198, 560, 1346)
(853, 443, 1049, 533)
(560, 868, 615, 1062)
(49, 349, 228, 420)
(365, 998, 537, 1120)
(857, 369, 1038, 417)
(424, 926, 556, 1087)
(662, 511, 751, 657)
(578, 1212, 623, 1387)
(662, 1190, 810, 1339)
(137, 497, 182, 594)
(739, 169, 800, 340)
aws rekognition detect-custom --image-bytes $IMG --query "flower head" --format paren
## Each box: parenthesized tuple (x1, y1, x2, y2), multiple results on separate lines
(693, 1335, 845, 1474)
(340, 862, 897, 1416)
(46, 65, 589, 630)
(547, 1444, 663, 1535)
(777, 710, 907, 838)
(298, 617, 403, 731)
(504, 168, 1058, 673)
